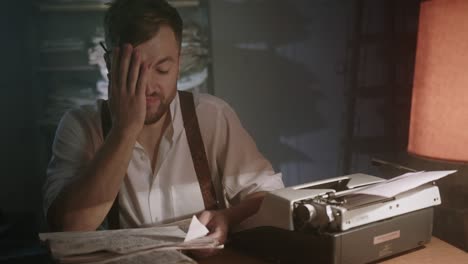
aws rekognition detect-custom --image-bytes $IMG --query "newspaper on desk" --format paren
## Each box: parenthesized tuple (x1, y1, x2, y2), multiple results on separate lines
(40, 215, 221, 264)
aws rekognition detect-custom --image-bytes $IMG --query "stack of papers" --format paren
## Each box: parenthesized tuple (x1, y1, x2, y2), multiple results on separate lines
(40, 216, 220, 264)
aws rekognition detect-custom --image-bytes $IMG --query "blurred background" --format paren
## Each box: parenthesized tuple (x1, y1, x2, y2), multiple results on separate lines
(1, 0, 466, 252)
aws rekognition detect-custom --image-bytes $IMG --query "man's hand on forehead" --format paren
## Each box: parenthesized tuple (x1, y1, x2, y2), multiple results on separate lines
(108, 43, 149, 138)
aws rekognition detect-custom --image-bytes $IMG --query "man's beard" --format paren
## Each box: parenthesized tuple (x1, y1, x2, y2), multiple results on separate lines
(144, 89, 177, 125)
(144, 102, 170, 125)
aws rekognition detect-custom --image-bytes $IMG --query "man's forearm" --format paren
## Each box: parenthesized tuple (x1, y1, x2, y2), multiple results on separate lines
(48, 128, 137, 231)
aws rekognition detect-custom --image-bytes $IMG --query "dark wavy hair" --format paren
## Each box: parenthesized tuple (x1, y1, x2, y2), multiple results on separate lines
(104, 0, 183, 49)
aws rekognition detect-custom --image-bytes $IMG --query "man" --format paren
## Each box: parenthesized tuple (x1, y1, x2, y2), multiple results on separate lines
(42, 0, 283, 250)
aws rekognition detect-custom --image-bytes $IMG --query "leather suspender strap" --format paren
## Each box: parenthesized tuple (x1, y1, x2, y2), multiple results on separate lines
(101, 100, 120, 230)
(178, 91, 219, 210)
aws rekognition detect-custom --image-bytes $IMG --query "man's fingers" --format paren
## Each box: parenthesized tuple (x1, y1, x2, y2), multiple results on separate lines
(135, 62, 149, 97)
(189, 248, 220, 259)
(207, 228, 222, 241)
(197, 211, 213, 226)
(110, 47, 120, 101)
(127, 50, 140, 95)
(119, 44, 133, 95)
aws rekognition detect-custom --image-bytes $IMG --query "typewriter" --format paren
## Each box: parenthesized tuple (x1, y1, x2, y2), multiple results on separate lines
(231, 173, 441, 264)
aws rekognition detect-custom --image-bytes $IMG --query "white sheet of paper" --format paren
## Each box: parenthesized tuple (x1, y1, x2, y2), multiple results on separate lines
(184, 215, 209, 242)
(352, 170, 456, 197)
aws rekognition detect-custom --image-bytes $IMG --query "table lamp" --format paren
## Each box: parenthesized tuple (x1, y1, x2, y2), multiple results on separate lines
(408, 0, 468, 162)
(407, 0, 468, 251)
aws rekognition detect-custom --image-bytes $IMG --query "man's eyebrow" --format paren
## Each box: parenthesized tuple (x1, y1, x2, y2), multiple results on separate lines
(156, 56, 174, 65)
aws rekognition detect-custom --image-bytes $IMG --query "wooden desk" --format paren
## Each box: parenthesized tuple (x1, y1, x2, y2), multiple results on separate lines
(200, 237, 467, 264)
(381, 237, 467, 264)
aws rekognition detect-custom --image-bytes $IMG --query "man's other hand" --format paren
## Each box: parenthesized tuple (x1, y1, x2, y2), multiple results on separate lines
(189, 193, 266, 259)
(191, 210, 230, 258)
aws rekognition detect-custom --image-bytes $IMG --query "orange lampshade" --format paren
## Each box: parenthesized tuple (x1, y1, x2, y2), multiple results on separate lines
(408, 0, 468, 162)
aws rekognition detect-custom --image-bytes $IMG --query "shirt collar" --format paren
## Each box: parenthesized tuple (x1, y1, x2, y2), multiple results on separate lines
(167, 91, 184, 144)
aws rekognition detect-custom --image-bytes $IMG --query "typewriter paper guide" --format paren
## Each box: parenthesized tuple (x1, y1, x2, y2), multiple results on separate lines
(351, 170, 456, 198)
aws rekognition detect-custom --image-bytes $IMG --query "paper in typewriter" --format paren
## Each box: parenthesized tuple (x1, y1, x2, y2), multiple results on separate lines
(351, 170, 456, 198)
(40, 215, 220, 264)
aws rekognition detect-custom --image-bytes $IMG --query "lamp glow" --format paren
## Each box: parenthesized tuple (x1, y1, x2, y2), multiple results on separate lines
(408, 0, 468, 162)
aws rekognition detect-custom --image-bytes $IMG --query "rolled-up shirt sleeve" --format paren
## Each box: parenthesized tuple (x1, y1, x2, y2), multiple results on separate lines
(42, 109, 96, 217)
(213, 101, 284, 203)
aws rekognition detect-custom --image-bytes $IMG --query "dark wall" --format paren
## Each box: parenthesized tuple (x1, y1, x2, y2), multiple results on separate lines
(210, 0, 420, 185)
(0, 1, 40, 218)
(210, 0, 354, 186)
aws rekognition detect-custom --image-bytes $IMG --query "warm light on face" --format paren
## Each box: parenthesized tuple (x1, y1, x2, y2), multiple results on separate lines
(408, 0, 468, 162)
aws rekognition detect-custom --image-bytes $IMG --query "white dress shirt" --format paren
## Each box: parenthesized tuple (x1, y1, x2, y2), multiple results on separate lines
(43, 92, 284, 228)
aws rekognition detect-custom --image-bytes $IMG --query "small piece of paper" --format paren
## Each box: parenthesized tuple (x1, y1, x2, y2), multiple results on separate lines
(184, 215, 209, 242)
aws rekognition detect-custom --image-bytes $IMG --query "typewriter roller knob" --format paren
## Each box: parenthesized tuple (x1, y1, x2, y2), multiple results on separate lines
(295, 203, 317, 224)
